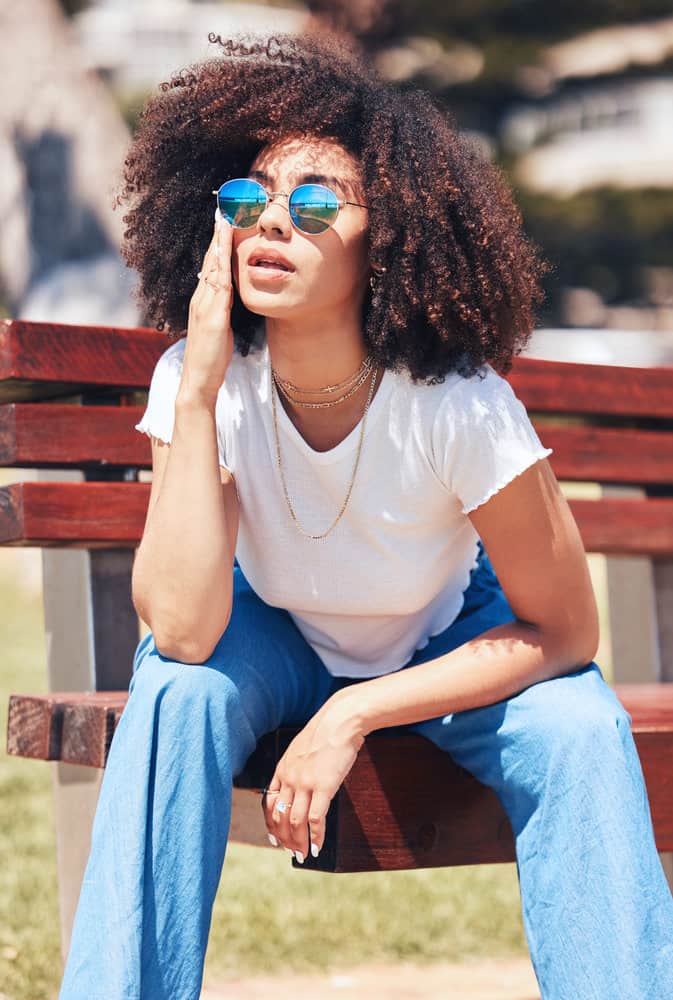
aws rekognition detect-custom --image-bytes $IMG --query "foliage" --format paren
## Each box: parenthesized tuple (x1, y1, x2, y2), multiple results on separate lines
(515, 187, 673, 318)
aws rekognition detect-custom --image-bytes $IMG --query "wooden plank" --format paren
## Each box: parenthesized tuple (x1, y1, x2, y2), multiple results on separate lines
(6, 692, 127, 764)
(0, 481, 150, 546)
(14, 686, 673, 762)
(570, 498, 673, 556)
(0, 403, 151, 468)
(0, 319, 171, 401)
(5, 405, 673, 485)
(536, 425, 673, 486)
(2, 320, 673, 420)
(508, 355, 673, 418)
(7, 685, 673, 870)
(3, 482, 673, 554)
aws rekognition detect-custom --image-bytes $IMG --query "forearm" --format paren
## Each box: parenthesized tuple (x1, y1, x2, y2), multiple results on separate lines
(333, 620, 598, 738)
(132, 394, 234, 660)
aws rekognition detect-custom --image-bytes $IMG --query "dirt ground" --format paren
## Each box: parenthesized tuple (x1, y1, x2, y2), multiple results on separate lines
(201, 956, 541, 999)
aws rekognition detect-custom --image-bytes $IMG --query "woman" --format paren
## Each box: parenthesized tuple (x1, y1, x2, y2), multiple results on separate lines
(59, 29, 673, 1000)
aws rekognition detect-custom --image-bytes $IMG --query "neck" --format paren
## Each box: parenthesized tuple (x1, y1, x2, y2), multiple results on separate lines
(264, 314, 369, 393)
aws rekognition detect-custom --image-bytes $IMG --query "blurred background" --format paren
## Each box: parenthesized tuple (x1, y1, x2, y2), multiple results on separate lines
(1, 1, 672, 998)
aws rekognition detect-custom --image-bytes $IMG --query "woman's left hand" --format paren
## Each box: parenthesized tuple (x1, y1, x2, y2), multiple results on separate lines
(262, 693, 365, 862)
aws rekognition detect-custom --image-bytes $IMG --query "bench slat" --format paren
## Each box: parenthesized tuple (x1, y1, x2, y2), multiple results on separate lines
(2, 482, 673, 554)
(0, 482, 150, 546)
(508, 356, 673, 418)
(3, 322, 673, 420)
(4, 405, 673, 487)
(6, 686, 673, 870)
(0, 320, 167, 402)
(0, 403, 152, 468)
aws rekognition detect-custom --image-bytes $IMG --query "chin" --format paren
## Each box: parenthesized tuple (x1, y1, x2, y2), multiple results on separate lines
(239, 291, 304, 317)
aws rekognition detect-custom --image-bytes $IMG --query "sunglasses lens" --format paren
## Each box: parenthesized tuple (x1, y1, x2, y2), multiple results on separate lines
(217, 179, 266, 228)
(289, 184, 339, 234)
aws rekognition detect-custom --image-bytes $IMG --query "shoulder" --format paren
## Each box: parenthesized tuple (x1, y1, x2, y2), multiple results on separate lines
(154, 334, 186, 369)
(387, 363, 513, 434)
(435, 363, 526, 426)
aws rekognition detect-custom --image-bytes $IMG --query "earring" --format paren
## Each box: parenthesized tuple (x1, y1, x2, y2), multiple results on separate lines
(369, 265, 386, 293)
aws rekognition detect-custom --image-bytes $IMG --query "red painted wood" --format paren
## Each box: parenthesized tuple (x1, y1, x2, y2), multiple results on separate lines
(508, 355, 673, 418)
(6, 686, 673, 869)
(569, 498, 673, 555)
(0, 319, 174, 401)
(0, 403, 151, 467)
(0, 482, 150, 546)
(4, 405, 673, 487)
(2, 482, 673, 554)
(536, 424, 673, 485)
(2, 320, 673, 421)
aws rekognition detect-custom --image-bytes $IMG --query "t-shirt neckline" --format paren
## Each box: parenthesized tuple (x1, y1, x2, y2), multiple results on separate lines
(263, 343, 394, 465)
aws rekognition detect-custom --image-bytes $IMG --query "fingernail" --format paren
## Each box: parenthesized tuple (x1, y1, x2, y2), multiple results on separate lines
(284, 847, 294, 856)
(295, 851, 304, 864)
(267, 833, 278, 847)
(310, 843, 320, 858)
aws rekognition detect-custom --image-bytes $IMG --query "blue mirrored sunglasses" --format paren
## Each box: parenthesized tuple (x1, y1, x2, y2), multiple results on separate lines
(212, 178, 369, 235)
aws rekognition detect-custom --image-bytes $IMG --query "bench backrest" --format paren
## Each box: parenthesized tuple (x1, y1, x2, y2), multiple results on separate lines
(1, 318, 673, 554)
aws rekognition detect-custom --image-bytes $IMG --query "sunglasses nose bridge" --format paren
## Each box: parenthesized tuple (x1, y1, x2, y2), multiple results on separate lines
(265, 189, 291, 212)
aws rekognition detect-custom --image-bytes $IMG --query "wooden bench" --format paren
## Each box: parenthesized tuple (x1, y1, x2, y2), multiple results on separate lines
(3, 319, 673, 962)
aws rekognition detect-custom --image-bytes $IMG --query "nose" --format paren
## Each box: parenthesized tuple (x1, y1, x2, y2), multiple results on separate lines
(257, 191, 292, 234)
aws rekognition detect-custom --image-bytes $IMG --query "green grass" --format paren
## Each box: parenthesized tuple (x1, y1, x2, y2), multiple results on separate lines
(205, 851, 527, 983)
(0, 577, 61, 1000)
(1, 496, 611, 998)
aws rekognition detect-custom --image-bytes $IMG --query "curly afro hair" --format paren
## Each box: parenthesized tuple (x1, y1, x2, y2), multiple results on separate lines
(115, 29, 551, 383)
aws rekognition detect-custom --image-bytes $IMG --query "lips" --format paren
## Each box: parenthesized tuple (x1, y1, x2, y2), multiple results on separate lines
(248, 248, 295, 272)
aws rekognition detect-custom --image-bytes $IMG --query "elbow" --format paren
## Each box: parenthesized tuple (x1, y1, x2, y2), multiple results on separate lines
(577, 599, 601, 666)
(154, 638, 212, 664)
(152, 613, 232, 665)
(555, 621, 600, 672)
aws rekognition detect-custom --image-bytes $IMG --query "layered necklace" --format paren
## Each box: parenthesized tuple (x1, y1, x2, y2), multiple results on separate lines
(270, 353, 379, 541)
(273, 354, 375, 408)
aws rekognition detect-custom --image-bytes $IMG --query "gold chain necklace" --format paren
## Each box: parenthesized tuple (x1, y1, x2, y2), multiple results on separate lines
(273, 358, 374, 408)
(272, 354, 373, 397)
(270, 360, 379, 541)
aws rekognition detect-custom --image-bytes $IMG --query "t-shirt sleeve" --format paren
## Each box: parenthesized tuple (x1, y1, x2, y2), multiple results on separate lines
(134, 337, 231, 470)
(432, 364, 553, 515)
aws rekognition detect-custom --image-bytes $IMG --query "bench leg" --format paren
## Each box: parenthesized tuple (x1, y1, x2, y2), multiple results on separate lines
(653, 557, 673, 893)
(50, 762, 103, 966)
(39, 480, 138, 966)
(603, 484, 673, 894)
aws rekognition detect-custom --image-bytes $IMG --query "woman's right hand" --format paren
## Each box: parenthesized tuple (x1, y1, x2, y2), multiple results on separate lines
(179, 209, 236, 408)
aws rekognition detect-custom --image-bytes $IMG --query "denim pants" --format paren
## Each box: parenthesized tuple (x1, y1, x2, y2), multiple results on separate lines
(59, 542, 673, 1000)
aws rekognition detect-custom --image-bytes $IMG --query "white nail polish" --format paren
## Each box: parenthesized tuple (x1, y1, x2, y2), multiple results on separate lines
(310, 843, 320, 858)
(267, 833, 278, 847)
(284, 847, 294, 856)
(295, 851, 304, 864)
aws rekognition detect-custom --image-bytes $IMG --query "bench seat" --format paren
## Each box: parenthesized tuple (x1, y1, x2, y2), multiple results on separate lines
(7, 685, 673, 872)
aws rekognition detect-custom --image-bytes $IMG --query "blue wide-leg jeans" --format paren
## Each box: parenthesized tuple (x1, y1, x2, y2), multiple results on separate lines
(59, 543, 673, 999)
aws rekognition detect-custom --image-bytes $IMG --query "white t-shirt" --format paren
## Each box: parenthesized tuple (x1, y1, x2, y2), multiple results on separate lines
(135, 334, 553, 678)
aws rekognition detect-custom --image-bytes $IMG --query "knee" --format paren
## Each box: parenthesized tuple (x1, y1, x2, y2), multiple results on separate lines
(129, 632, 242, 712)
(514, 665, 632, 763)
